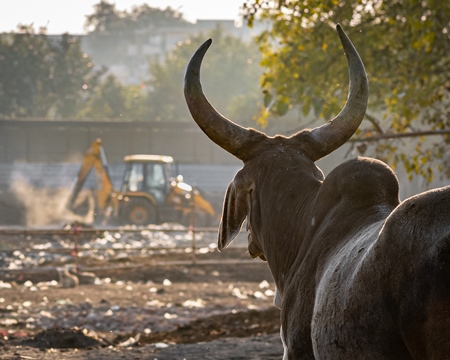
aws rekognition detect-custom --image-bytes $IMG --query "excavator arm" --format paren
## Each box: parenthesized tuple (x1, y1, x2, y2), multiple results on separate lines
(66, 138, 116, 221)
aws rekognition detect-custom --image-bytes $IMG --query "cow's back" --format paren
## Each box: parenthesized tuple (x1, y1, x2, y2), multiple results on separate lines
(310, 219, 413, 359)
(312, 185, 450, 359)
(283, 159, 450, 359)
(283, 157, 408, 358)
(374, 185, 450, 358)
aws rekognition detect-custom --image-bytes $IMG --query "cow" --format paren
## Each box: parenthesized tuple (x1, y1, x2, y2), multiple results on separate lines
(184, 24, 450, 359)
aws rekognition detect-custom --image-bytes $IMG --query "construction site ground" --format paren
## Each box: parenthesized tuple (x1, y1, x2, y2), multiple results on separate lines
(0, 231, 283, 360)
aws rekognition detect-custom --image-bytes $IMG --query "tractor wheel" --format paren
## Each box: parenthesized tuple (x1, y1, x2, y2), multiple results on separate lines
(122, 199, 157, 226)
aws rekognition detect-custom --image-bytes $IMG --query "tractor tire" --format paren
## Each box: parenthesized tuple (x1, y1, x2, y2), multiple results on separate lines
(122, 199, 157, 226)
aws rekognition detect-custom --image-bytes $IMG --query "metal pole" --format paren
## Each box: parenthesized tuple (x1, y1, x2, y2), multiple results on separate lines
(190, 202, 196, 264)
(72, 226, 80, 270)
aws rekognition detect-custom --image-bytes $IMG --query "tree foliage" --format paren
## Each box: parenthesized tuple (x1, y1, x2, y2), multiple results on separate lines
(0, 25, 104, 118)
(0, 1, 191, 121)
(145, 27, 262, 124)
(78, 74, 147, 119)
(85, 1, 187, 34)
(244, 0, 450, 181)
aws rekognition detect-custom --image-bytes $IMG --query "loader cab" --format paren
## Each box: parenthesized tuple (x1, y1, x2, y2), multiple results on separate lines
(121, 155, 175, 203)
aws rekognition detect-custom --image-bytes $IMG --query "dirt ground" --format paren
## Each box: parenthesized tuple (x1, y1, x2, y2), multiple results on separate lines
(0, 234, 284, 360)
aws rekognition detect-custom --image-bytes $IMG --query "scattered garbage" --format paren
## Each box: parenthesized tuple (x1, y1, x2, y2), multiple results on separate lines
(0, 225, 277, 356)
(0, 225, 239, 271)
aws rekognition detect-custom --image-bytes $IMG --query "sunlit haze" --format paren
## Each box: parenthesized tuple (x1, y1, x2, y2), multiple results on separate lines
(0, 0, 245, 34)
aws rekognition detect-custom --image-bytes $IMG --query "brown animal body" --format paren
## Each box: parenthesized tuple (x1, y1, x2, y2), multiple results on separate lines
(184, 24, 450, 359)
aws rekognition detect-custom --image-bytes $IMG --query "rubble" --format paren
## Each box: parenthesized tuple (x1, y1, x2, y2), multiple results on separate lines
(0, 227, 279, 359)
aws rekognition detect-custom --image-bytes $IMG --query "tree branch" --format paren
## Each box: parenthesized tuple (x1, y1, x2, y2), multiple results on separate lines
(350, 129, 450, 143)
(364, 112, 384, 134)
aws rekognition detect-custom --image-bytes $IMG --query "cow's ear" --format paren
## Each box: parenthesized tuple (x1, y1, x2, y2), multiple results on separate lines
(218, 179, 250, 251)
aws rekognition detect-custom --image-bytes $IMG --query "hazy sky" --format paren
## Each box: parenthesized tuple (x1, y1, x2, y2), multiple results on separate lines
(0, 0, 245, 34)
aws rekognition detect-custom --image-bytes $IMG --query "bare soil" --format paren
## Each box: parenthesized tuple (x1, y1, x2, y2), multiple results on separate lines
(0, 244, 283, 359)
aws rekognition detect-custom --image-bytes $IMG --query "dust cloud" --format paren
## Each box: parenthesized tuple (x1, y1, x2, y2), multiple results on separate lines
(10, 177, 93, 227)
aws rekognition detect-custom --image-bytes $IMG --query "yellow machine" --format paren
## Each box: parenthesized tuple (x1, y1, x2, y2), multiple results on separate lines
(66, 139, 217, 226)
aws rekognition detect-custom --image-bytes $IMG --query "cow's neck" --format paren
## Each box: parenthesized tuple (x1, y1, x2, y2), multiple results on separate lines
(256, 173, 322, 296)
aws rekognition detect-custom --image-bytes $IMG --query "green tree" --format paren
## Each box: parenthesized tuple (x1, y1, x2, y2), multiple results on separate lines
(244, 0, 450, 181)
(0, 25, 48, 117)
(78, 74, 147, 119)
(145, 27, 262, 124)
(0, 25, 103, 118)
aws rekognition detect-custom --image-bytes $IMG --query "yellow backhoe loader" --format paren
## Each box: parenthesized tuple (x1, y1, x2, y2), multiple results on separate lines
(66, 138, 217, 226)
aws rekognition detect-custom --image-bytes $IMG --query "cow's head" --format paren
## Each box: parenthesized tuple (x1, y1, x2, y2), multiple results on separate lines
(184, 25, 368, 262)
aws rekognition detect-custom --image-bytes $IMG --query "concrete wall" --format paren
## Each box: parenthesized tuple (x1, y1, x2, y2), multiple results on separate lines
(0, 119, 240, 165)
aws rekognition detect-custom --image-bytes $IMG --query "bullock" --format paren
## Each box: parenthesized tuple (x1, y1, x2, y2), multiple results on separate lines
(184, 24, 450, 359)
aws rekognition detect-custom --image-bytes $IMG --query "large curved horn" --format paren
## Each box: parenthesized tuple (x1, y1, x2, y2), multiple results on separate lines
(184, 39, 264, 161)
(301, 24, 368, 161)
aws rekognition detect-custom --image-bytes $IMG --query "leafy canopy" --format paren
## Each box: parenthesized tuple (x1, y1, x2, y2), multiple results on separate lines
(243, 0, 450, 181)
(0, 25, 104, 118)
(0, 0, 264, 125)
(145, 26, 262, 125)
